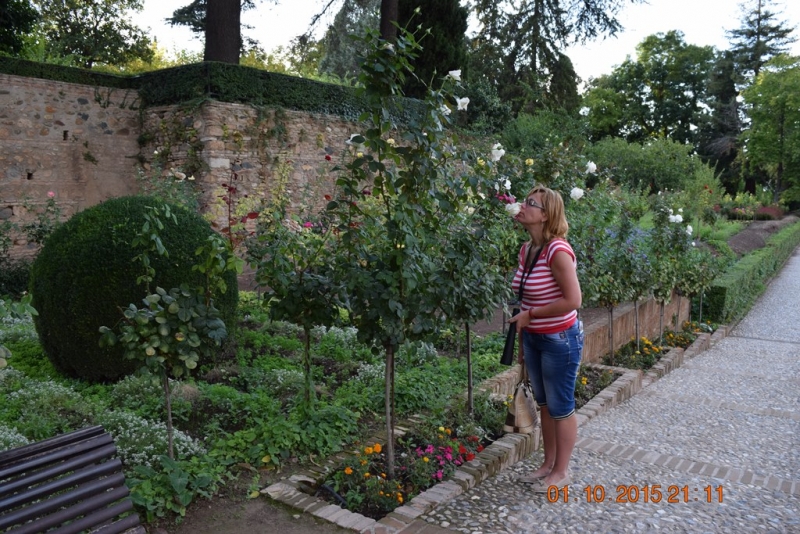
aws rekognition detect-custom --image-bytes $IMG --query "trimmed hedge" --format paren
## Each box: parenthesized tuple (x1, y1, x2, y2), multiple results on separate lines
(29, 196, 238, 382)
(703, 219, 800, 323)
(0, 58, 426, 123)
(0, 57, 135, 89)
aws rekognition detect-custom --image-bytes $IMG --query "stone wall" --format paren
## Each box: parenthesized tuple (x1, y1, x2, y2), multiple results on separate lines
(1, 73, 362, 260)
(0, 74, 142, 258)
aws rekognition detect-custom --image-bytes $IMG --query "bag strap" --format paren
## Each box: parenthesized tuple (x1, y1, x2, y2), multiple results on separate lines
(518, 243, 545, 303)
(519, 362, 528, 383)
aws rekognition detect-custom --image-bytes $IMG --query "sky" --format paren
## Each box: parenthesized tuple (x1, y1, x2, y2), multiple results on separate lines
(132, 0, 800, 84)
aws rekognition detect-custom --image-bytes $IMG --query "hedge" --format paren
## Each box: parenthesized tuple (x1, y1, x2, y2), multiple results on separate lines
(703, 220, 800, 324)
(0, 58, 425, 123)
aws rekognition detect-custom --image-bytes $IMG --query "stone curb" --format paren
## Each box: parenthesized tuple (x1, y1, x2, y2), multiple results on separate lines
(262, 326, 729, 532)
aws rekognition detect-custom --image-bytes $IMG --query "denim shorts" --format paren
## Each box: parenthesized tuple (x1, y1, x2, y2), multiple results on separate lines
(522, 321, 584, 420)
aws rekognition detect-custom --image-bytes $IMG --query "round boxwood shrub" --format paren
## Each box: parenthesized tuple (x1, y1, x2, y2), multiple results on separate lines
(29, 196, 239, 382)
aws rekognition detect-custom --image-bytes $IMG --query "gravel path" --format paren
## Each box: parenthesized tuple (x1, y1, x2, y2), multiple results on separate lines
(419, 251, 800, 533)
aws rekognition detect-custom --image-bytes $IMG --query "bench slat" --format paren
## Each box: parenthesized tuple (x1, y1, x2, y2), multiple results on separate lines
(0, 426, 106, 467)
(0, 426, 143, 534)
(0, 434, 115, 481)
(0, 472, 126, 529)
(92, 513, 147, 534)
(49, 499, 136, 534)
(0, 459, 123, 513)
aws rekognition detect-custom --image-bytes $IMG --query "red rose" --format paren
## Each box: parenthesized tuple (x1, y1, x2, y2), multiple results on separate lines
(325, 154, 332, 161)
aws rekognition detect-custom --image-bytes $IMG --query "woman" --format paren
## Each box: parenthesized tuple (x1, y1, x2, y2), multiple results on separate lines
(509, 184, 583, 493)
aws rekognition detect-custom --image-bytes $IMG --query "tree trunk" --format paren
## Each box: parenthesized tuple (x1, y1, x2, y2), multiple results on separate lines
(205, 0, 241, 64)
(380, 0, 398, 42)
(659, 302, 665, 345)
(634, 300, 640, 352)
(385, 344, 396, 478)
(466, 323, 473, 415)
(607, 306, 614, 365)
(699, 291, 704, 323)
(303, 327, 314, 408)
(162, 373, 174, 460)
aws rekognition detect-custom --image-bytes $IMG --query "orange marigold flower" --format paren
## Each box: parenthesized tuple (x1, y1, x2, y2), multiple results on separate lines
(360, 460, 367, 466)
(373, 443, 382, 453)
(364, 446, 374, 455)
(445, 429, 452, 435)
(397, 496, 404, 503)
(344, 467, 353, 475)
(364, 472, 371, 478)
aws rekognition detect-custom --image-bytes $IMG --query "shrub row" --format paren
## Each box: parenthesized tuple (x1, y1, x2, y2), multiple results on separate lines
(703, 220, 800, 323)
(0, 58, 425, 123)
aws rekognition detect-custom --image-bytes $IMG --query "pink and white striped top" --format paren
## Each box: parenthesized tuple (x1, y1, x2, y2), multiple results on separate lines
(511, 238, 578, 334)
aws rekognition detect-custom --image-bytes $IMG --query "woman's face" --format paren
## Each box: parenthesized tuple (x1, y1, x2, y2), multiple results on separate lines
(516, 192, 547, 226)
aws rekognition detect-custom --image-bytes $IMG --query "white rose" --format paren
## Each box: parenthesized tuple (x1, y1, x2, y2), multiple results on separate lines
(586, 161, 597, 174)
(448, 69, 462, 81)
(674, 214, 683, 223)
(678, 208, 683, 213)
(503, 179, 511, 190)
(465, 206, 475, 215)
(439, 105, 451, 116)
(490, 143, 505, 162)
(692, 241, 696, 247)
(570, 187, 585, 201)
(686, 225, 693, 235)
(505, 203, 521, 217)
(456, 97, 470, 111)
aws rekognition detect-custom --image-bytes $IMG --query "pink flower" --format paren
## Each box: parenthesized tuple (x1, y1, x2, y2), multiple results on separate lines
(434, 470, 443, 480)
(303, 222, 313, 228)
(47, 191, 55, 198)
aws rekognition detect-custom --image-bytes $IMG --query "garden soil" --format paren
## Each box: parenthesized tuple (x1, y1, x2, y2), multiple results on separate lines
(159, 216, 797, 534)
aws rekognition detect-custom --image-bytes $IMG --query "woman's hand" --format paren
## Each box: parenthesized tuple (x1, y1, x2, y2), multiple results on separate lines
(508, 308, 533, 329)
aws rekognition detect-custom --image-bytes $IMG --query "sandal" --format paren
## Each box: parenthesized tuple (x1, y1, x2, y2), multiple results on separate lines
(517, 472, 548, 483)
(530, 475, 570, 494)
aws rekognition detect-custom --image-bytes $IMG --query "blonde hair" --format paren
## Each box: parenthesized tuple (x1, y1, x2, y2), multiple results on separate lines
(527, 184, 569, 242)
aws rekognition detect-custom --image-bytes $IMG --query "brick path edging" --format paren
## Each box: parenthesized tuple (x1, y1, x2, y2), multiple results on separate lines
(262, 326, 729, 533)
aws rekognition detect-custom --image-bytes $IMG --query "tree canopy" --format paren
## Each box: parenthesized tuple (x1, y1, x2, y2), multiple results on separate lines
(33, 0, 153, 68)
(0, 0, 39, 55)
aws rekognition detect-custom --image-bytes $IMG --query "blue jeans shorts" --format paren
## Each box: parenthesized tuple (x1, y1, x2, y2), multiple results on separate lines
(522, 321, 584, 420)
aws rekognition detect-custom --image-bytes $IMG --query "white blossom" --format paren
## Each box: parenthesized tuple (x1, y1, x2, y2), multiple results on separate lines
(448, 69, 462, 81)
(505, 203, 522, 217)
(439, 104, 451, 116)
(503, 178, 511, 190)
(490, 143, 505, 162)
(692, 241, 696, 246)
(686, 225, 693, 235)
(465, 206, 475, 215)
(586, 161, 597, 174)
(456, 97, 470, 111)
(570, 187, 585, 201)
(678, 208, 683, 213)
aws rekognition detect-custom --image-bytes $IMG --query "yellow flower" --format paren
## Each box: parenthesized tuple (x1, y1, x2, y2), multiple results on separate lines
(397, 495, 404, 503)
(373, 443, 382, 453)
(357, 152, 364, 158)
(379, 491, 385, 496)
(525, 158, 534, 166)
(438, 435, 444, 439)
(381, 473, 387, 479)
(387, 138, 396, 146)
(364, 472, 371, 478)
(423, 457, 429, 463)
(438, 426, 445, 432)
(477, 158, 485, 167)
(360, 460, 367, 466)
(581, 377, 587, 386)
(365, 447, 374, 455)
(345, 467, 353, 475)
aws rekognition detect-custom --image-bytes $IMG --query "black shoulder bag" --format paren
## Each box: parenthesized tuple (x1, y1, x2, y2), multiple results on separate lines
(500, 244, 543, 365)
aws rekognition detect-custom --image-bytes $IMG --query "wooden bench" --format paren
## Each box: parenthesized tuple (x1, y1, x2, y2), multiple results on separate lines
(0, 425, 144, 534)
